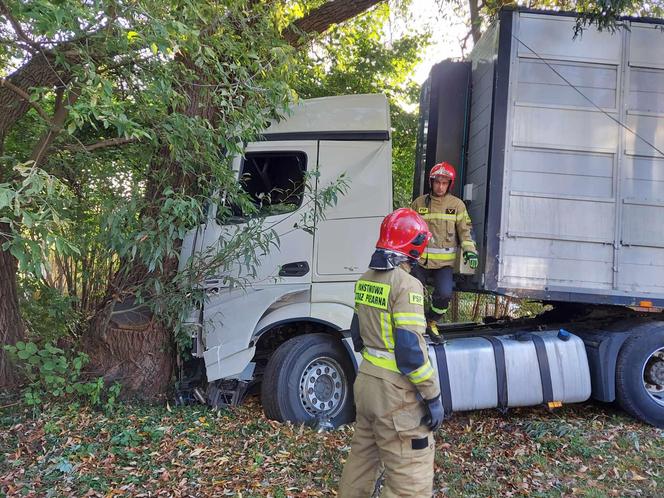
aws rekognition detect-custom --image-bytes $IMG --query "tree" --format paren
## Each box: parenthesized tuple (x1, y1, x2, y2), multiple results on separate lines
(294, 3, 429, 208)
(0, 0, 386, 393)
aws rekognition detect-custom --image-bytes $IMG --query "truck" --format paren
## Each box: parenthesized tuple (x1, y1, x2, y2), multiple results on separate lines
(178, 7, 664, 428)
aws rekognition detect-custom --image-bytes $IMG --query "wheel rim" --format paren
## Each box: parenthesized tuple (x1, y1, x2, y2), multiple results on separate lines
(299, 356, 347, 418)
(641, 346, 664, 407)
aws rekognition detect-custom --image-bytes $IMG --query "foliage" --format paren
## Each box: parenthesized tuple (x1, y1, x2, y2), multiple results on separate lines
(293, 3, 430, 208)
(0, 397, 662, 496)
(159, 171, 349, 356)
(18, 278, 81, 343)
(2, 341, 121, 410)
(0, 164, 79, 277)
(0, 0, 342, 355)
(448, 292, 547, 323)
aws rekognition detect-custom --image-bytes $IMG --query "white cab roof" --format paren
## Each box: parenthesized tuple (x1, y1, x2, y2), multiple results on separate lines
(264, 94, 390, 135)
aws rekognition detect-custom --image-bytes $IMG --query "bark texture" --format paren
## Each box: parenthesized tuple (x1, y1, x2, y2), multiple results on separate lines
(0, 52, 67, 138)
(86, 300, 173, 400)
(0, 223, 25, 389)
(283, 0, 384, 45)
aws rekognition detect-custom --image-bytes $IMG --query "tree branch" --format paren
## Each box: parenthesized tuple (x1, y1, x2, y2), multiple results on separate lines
(283, 0, 385, 46)
(0, 0, 41, 50)
(461, 28, 474, 54)
(30, 85, 81, 167)
(0, 78, 52, 123)
(67, 137, 139, 153)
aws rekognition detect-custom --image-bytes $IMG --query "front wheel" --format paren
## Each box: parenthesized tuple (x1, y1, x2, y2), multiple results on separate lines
(261, 333, 356, 427)
(616, 323, 664, 428)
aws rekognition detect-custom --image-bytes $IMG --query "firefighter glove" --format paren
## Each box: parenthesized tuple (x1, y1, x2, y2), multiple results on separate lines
(422, 394, 444, 432)
(463, 250, 479, 269)
(427, 320, 444, 345)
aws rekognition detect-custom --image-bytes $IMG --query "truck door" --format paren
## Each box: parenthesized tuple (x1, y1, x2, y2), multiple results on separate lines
(200, 140, 318, 381)
(202, 141, 318, 285)
(312, 139, 392, 283)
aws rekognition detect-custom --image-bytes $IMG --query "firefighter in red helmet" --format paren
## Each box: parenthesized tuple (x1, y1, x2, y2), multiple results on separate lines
(338, 208, 443, 498)
(411, 162, 478, 342)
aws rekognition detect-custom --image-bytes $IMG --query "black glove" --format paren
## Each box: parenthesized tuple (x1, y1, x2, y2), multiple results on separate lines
(421, 394, 444, 432)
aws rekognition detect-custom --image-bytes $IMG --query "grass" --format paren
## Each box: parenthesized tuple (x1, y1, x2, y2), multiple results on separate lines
(1, 396, 662, 497)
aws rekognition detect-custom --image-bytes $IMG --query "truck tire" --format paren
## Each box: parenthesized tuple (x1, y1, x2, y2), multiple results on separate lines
(616, 323, 664, 428)
(261, 333, 355, 428)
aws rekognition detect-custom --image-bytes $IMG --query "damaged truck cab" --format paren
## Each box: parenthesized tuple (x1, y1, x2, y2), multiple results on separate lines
(179, 94, 393, 426)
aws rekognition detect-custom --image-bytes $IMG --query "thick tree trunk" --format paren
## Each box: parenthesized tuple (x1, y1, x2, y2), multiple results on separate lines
(0, 223, 24, 389)
(85, 299, 173, 401)
(468, 0, 482, 44)
(0, 52, 67, 137)
(85, 143, 200, 400)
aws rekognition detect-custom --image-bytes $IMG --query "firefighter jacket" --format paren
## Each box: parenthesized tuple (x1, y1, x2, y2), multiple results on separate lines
(411, 193, 476, 270)
(351, 265, 440, 401)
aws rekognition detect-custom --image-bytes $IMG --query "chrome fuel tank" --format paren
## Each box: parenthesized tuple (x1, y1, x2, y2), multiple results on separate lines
(430, 330, 592, 413)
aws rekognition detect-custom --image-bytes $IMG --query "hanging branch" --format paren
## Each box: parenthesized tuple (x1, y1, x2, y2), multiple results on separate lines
(283, 0, 385, 46)
(0, 78, 52, 123)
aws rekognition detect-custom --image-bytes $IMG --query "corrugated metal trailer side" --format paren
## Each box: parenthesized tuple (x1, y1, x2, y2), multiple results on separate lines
(420, 8, 664, 307)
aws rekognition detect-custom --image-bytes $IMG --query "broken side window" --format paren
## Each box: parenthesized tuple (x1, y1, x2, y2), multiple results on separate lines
(225, 151, 308, 222)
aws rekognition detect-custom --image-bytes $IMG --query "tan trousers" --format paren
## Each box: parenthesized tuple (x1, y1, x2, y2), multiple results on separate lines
(337, 373, 435, 498)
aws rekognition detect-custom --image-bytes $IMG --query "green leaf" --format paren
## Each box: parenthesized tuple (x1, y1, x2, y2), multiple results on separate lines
(22, 211, 34, 228)
(17, 349, 32, 360)
(0, 189, 14, 210)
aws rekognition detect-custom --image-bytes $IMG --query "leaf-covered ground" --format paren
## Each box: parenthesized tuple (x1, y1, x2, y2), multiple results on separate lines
(1, 396, 662, 497)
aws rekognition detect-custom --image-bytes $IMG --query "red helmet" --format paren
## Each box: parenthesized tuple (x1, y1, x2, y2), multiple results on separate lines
(429, 161, 456, 192)
(376, 208, 431, 260)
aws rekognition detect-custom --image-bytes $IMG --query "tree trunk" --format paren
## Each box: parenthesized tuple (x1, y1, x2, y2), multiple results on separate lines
(85, 299, 173, 401)
(84, 102, 206, 401)
(468, 0, 482, 44)
(0, 222, 24, 389)
(0, 52, 67, 137)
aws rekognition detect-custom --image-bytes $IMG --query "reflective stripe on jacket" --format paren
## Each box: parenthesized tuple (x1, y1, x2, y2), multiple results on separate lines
(354, 266, 440, 400)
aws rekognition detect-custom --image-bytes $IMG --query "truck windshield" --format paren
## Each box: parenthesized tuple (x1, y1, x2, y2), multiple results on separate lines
(223, 151, 307, 223)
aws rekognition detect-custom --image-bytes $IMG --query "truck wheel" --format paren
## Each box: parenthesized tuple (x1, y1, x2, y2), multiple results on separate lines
(261, 333, 355, 428)
(616, 324, 664, 428)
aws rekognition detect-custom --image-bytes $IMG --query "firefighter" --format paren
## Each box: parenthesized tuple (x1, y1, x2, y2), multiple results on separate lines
(410, 162, 478, 342)
(338, 208, 443, 498)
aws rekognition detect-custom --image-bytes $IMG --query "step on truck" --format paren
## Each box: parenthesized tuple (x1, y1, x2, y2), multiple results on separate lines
(178, 8, 664, 428)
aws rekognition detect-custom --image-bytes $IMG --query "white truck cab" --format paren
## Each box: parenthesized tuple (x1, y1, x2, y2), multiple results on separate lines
(179, 94, 393, 425)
